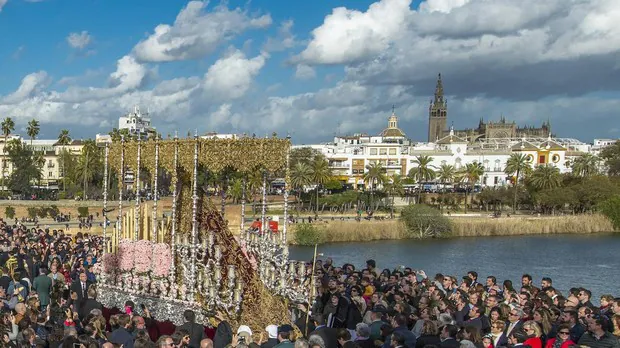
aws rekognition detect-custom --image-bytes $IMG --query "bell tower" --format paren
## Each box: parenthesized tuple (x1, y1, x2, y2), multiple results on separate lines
(428, 73, 448, 142)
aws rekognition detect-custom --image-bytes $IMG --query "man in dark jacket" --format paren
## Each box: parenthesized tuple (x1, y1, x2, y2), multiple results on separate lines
(440, 325, 459, 348)
(309, 314, 339, 348)
(261, 325, 279, 348)
(382, 314, 416, 348)
(109, 314, 134, 348)
(178, 310, 205, 348)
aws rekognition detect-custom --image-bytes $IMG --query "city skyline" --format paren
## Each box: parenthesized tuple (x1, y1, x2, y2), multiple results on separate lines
(1, 0, 620, 143)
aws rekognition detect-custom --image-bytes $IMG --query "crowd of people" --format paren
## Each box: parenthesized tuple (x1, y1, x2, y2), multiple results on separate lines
(0, 218, 618, 348)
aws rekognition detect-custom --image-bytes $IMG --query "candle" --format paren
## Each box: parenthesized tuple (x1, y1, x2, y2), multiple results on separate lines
(228, 265, 235, 281)
(298, 262, 305, 278)
(208, 231, 214, 248)
(202, 237, 207, 250)
(214, 267, 221, 281)
(214, 246, 221, 261)
(234, 289, 241, 302)
(236, 280, 243, 290)
(208, 286, 215, 298)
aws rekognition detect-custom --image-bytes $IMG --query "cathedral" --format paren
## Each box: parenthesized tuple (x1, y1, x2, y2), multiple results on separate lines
(427, 74, 551, 143)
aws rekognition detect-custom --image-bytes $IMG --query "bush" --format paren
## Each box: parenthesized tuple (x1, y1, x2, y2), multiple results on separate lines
(27, 207, 37, 219)
(48, 205, 60, 218)
(294, 223, 324, 246)
(4, 206, 15, 219)
(400, 204, 452, 239)
(77, 206, 89, 218)
(599, 196, 620, 230)
(57, 191, 67, 200)
(36, 207, 48, 219)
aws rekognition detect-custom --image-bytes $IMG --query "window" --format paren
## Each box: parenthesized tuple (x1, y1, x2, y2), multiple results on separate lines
(494, 177, 499, 185)
(389, 148, 397, 155)
(370, 148, 377, 155)
(379, 148, 387, 155)
(48, 171, 53, 178)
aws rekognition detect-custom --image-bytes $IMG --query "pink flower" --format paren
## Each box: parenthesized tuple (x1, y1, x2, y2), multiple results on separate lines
(152, 243, 172, 277)
(102, 254, 118, 274)
(134, 240, 154, 274)
(118, 239, 135, 271)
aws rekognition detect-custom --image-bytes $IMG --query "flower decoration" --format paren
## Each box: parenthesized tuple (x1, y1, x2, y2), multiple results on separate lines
(118, 239, 135, 271)
(102, 253, 119, 274)
(152, 243, 172, 277)
(134, 240, 154, 274)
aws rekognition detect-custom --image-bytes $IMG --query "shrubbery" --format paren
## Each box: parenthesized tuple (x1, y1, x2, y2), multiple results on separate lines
(599, 196, 620, 230)
(77, 206, 89, 218)
(400, 204, 452, 239)
(27, 207, 37, 219)
(4, 206, 15, 219)
(294, 223, 324, 246)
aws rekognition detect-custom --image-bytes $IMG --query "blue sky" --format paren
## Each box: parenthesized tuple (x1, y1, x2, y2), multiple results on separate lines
(0, 0, 619, 143)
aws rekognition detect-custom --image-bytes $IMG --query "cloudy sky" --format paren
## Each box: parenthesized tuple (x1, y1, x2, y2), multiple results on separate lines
(0, 0, 619, 143)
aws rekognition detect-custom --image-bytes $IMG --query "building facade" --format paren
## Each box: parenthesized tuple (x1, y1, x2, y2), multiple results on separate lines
(299, 111, 588, 189)
(118, 106, 156, 140)
(427, 74, 551, 143)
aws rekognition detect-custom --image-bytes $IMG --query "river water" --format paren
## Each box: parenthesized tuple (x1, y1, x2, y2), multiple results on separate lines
(289, 234, 620, 298)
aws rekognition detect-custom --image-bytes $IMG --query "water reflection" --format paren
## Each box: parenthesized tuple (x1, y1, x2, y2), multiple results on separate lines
(289, 234, 620, 298)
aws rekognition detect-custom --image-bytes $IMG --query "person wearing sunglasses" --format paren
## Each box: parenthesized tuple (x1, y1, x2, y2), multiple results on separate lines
(543, 324, 574, 348)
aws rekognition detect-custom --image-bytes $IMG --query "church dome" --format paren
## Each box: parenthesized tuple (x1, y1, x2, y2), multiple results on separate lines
(380, 109, 406, 138)
(381, 127, 406, 137)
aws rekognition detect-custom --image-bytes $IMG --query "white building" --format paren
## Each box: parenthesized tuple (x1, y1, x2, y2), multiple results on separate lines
(294, 111, 588, 189)
(118, 106, 156, 139)
(590, 138, 618, 156)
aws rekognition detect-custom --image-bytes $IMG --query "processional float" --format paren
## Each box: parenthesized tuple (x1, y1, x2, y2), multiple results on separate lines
(95, 133, 311, 332)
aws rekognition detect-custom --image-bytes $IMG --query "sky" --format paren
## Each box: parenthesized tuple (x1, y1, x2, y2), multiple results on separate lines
(0, 0, 619, 144)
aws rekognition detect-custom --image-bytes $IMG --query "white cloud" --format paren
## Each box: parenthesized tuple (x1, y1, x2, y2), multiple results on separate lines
(0, 0, 6, 12)
(419, 0, 470, 13)
(12, 46, 25, 60)
(294, 65, 316, 80)
(202, 50, 267, 101)
(263, 20, 297, 52)
(1, 72, 50, 104)
(133, 1, 272, 62)
(295, 0, 411, 65)
(67, 31, 92, 50)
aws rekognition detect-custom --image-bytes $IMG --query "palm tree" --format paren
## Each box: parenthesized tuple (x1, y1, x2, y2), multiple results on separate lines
(571, 153, 600, 177)
(310, 155, 331, 215)
(1, 118, 15, 192)
(227, 178, 243, 204)
(462, 162, 484, 213)
(408, 155, 436, 204)
(290, 162, 313, 211)
(528, 165, 562, 190)
(75, 140, 99, 200)
(504, 153, 532, 213)
(363, 162, 387, 212)
(437, 164, 456, 189)
(385, 173, 404, 218)
(26, 119, 40, 148)
(57, 129, 72, 193)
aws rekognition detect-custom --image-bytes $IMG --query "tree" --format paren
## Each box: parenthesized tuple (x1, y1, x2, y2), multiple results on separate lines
(462, 162, 484, 213)
(57, 129, 72, 193)
(505, 153, 532, 213)
(227, 178, 243, 204)
(437, 164, 456, 190)
(528, 165, 562, 191)
(408, 155, 436, 204)
(1, 117, 15, 191)
(600, 140, 620, 176)
(310, 155, 331, 214)
(290, 162, 313, 210)
(385, 174, 405, 217)
(6, 139, 43, 195)
(363, 162, 387, 212)
(75, 140, 101, 200)
(289, 147, 320, 168)
(571, 153, 600, 177)
(400, 204, 452, 239)
(599, 196, 620, 230)
(57, 129, 71, 145)
(109, 128, 132, 142)
(26, 119, 40, 147)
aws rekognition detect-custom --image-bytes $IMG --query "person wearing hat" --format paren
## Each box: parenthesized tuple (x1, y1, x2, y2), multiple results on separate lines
(237, 325, 260, 348)
(273, 325, 294, 348)
(369, 305, 388, 342)
(261, 325, 279, 348)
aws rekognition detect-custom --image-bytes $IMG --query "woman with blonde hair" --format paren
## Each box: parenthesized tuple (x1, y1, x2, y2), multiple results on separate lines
(522, 320, 542, 348)
(533, 308, 554, 343)
(415, 320, 440, 348)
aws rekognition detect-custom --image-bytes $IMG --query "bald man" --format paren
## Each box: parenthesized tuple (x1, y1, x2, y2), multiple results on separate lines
(200, 338, 214, 348)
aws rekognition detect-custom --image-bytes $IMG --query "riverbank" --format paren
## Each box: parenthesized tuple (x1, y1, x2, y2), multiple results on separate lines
(287, 214, 616, 245)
